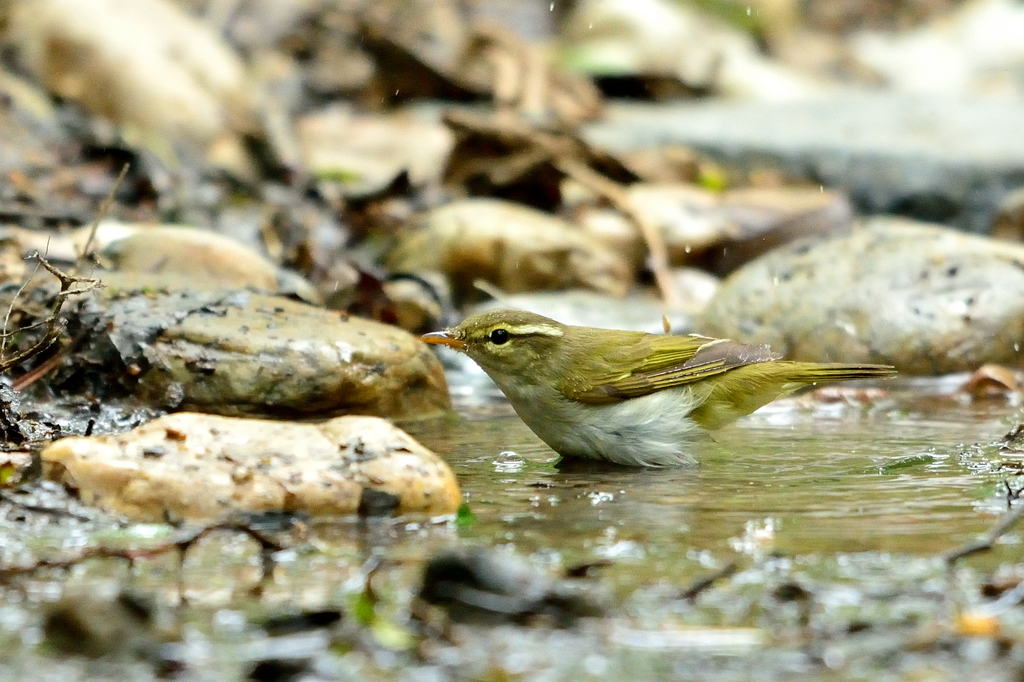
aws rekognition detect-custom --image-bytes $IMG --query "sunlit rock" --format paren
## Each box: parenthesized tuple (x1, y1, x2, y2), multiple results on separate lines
(2, 0, 256, 160)
(102, 224, 320, 301)
(851, 0, 1024, 97)
(298, 105, 454, 198)
(558, 0, 824, 100)
(42, 412, 461, 522)
(387, 198, 633, 302)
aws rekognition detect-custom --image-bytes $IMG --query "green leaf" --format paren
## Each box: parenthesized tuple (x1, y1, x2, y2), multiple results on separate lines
(455, 502, 477, 527)
(314, 168, 363, 184)
(697, 167, 728, 192)
(352, 589, 376, 626)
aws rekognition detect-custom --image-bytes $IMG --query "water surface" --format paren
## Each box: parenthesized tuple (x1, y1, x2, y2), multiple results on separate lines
(410, 385, 1023, 588)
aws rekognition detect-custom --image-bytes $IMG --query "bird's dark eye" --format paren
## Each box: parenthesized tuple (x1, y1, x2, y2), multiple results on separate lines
(489, 328, 510, 345)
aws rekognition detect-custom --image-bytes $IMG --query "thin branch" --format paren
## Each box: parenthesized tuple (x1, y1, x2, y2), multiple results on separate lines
(76, 162, 129, 275)
(0, 255, 42, 361)
(680, 560, 738, 600)
(11, 347, 68, 392)
(0, 254, 99, 376)
(942, 503, 1024, 564)
(0, 164, 123, 377)
(555, 158, 679, 308)
(0, 490, 93, 522)
(0, 521, 287, 580)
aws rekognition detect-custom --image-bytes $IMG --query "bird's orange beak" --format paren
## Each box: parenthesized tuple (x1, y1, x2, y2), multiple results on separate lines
(420, 330, 465, 350)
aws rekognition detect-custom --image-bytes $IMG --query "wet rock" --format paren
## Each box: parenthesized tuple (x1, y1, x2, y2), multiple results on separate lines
(138, 294, 449, 418)
(698, 218, 1024, 374)
(1000, 423, 1024, 453)
(0, 383, 39, 445)
(72, 289, 450, 419)
(0, 480, 117, 526)
(297, 105, 454, 198)
(41, 412, 461, 522)
(418, 547, 606, 626)
(584, 94, 1024, 232)
(958, 364, 1021, 399)
(387, 199, 633, 302)
(101, 225, 318, 301)
(1, 220, 320, 301)
(2, 0, 256, 155)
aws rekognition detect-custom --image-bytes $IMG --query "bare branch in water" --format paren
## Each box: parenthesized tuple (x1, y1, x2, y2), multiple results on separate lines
(942, 502, 1024, 564)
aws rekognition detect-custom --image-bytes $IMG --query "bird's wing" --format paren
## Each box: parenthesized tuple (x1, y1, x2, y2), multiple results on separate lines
(567, 335, 780, 404)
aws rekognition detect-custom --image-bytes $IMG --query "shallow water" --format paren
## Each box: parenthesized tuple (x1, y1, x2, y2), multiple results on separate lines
(3, 381, 1023, 681)
(411, 384, 1022, 573)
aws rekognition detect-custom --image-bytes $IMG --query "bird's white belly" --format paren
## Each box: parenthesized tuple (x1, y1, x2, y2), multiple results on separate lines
(494, 380, 709, 467)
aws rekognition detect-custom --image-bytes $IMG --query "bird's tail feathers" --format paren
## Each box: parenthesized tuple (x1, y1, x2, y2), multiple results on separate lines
(776, 362, 897, 385)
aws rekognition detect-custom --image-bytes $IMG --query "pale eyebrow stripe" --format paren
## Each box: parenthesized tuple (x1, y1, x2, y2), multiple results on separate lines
(504, 324, 564, 338)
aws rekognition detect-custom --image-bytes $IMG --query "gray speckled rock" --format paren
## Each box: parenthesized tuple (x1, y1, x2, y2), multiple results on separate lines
(138, 294, 451, 419)
(697, 218, 1024, 374)
(74, 287, 451, 419)
(584, 95, 1024, 232)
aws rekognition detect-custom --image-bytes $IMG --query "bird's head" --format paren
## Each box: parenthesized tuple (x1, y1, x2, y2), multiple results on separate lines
(420, 308, 568, 380)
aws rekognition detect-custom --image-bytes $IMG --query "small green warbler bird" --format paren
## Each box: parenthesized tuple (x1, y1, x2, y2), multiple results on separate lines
(422, 309, 896, 467)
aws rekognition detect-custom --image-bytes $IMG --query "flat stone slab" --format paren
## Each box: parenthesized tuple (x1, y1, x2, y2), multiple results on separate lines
(584, 94, 1024, 231)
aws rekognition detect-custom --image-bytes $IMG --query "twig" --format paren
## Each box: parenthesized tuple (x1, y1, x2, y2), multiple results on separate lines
(11, 347, 68, 392)
(0, 255, 42, 361)
(555, 158, 679, 307)
(680, 560, 738, 600)
(76, 162, 129, 275)
(442, 110, 674, 305)
(472, 278, 508, 301)
(942, 503, 1024, 564)
(0, 163, 123, 377)
(0, 521, 287, 581)
(0, 490, 93, 522)
(0, 254, 100, 377)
